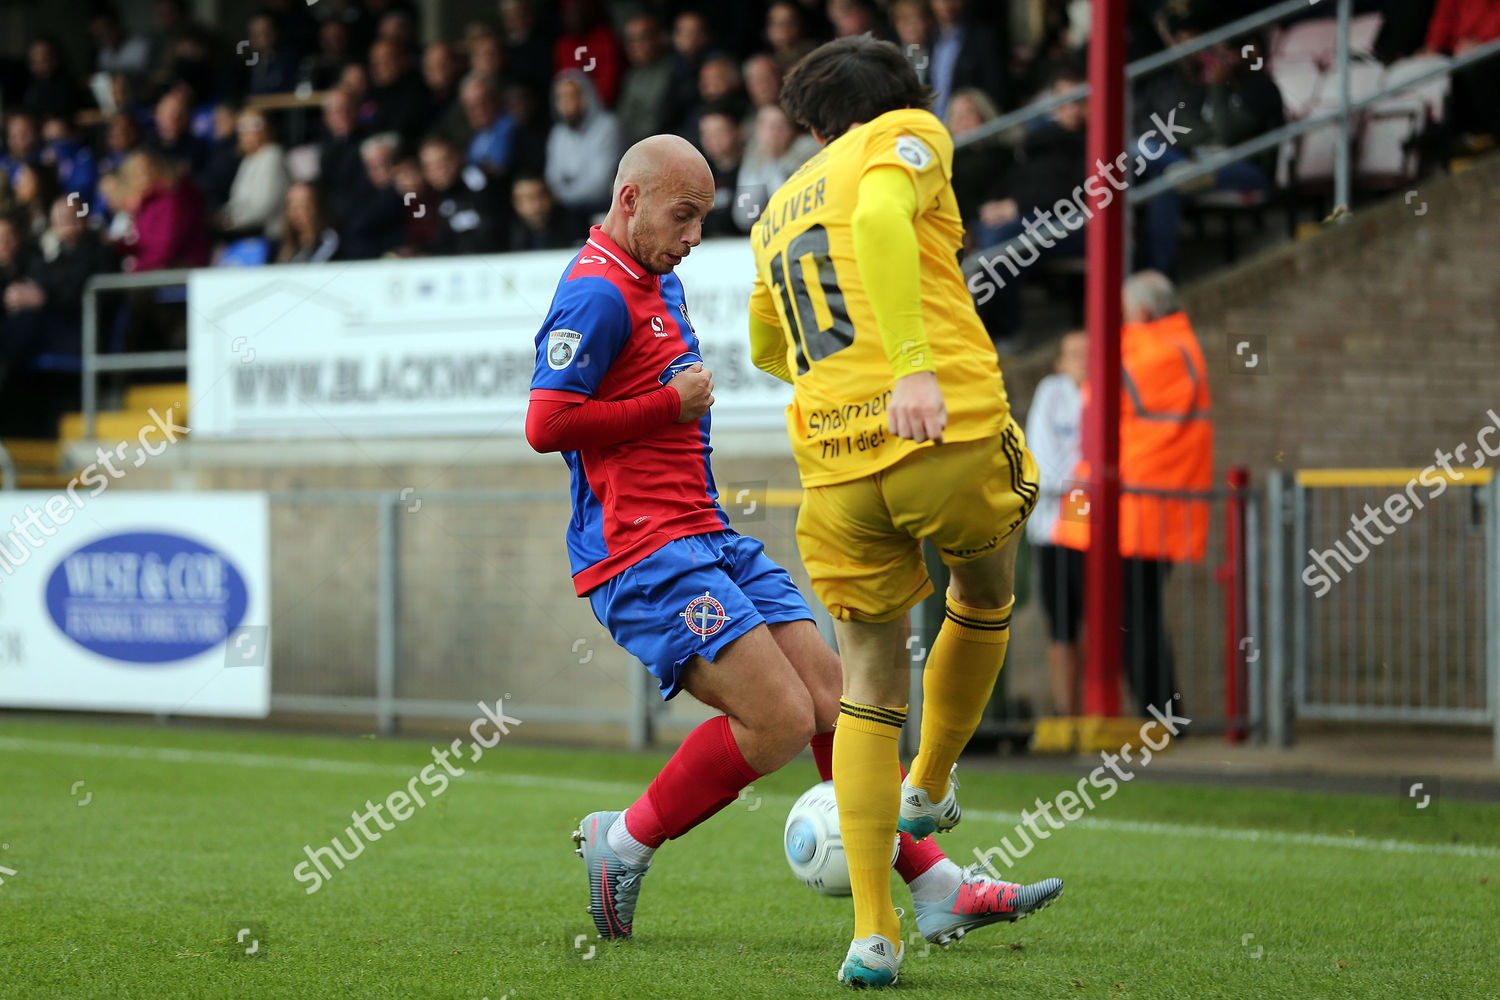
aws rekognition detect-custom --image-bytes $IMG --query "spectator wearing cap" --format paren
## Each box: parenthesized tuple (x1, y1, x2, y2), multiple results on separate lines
(1131, 26, 1282, 276)
(544, 72, 622, 221)
(216, 109, 289, 238)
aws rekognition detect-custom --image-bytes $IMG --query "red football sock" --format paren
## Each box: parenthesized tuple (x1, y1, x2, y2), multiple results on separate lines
(811, 731, 835, 781)
(623, 715, 760, 847)
(811, 732, 945, 883)
(894, 829, 945, 882)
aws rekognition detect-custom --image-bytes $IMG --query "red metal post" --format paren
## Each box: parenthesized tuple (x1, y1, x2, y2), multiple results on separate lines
(1082, 0, 1125, 717)
(1222, 466, 1251, 742)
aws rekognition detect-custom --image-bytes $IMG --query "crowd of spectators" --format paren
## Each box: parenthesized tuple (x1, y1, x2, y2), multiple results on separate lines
(0, 0, 1495, 413)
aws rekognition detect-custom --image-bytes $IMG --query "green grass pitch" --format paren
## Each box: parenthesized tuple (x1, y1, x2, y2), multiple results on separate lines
(0, 717, 1496, 999)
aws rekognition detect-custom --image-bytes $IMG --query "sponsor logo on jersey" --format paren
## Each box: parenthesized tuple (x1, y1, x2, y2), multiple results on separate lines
(546, 328, 583, 369)
(577, 254, 607, 266)
(650, 315, 666, 337)
(680, 591, 732, 640)
(895, 134, 934, 169)
(658, 352, 703, 385)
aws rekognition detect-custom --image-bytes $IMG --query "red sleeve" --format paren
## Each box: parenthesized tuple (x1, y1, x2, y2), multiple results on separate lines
(1481, 5, 1500, 42)
(526, 386, 680, 453)
(1425, 0, 1459, 52)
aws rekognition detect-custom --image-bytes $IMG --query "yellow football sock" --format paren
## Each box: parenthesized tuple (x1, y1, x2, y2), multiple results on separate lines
(834, 699, 905, 943)
(909, 594, 1014, 800)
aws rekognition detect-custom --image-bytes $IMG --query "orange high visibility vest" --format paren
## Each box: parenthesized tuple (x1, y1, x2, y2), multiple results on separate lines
(1051, 311, 1214, 562)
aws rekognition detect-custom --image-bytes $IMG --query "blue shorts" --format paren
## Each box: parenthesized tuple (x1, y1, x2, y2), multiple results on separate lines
(587, 531, 813, 700)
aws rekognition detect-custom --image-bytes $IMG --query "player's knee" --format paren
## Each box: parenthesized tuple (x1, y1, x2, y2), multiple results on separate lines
(766, 688, 818, 764)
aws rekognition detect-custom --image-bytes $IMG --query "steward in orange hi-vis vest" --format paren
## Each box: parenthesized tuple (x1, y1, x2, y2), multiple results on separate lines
(1052, 310, 1213, 562)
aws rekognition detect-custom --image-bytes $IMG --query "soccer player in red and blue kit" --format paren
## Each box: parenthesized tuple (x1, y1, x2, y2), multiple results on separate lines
(527, 135, 1061, 954)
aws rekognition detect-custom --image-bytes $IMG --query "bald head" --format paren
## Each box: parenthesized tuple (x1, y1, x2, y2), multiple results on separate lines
(612, 134, 713, 200)
(602, 135, 716, 275)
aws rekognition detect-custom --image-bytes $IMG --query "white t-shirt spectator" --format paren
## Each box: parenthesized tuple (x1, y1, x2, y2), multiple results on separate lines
(1025, 372, 1082, 546)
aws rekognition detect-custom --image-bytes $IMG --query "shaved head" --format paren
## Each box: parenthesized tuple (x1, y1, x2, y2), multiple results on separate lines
(612, 134, 713, 201)
(602, 134, 716, 275)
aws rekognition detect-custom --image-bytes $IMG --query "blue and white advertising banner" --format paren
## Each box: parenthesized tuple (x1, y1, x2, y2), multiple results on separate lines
(0, 492, 270, 717)
(186, 240, 791, 440)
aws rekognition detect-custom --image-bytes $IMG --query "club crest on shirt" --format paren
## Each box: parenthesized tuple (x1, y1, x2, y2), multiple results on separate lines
(547, 328, 583, 369)
(680, 591, 731, 640)
(895, 134, 934, 169)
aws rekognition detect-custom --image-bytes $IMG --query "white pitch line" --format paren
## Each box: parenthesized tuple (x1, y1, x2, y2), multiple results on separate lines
(3, 735, 1496, 861)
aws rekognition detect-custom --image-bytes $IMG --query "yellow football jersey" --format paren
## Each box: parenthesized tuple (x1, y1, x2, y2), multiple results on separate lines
(748, 107, 1009, 488)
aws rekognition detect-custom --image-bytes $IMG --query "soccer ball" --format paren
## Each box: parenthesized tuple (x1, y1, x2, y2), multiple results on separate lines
(783, 780, 899, 897)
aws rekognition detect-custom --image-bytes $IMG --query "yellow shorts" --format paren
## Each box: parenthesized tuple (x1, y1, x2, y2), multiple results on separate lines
(796, 418, 1039, 622)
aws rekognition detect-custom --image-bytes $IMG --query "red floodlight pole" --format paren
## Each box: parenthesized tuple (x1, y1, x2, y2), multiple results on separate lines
(1082, 0, 1126, 717)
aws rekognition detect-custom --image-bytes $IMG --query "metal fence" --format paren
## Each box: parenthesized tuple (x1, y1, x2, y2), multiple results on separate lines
(1266, 470, 1500, 760)
(258, 480, 1254, 748)
(261, 488, 830, 747)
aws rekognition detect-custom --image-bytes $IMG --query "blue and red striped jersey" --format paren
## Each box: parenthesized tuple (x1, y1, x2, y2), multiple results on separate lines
(530, 226, 729, 595)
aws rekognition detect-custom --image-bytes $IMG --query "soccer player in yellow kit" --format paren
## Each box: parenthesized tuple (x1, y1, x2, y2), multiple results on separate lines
(748, 37, 1063, 987)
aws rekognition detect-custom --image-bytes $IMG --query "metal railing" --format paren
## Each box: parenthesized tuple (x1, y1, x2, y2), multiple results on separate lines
(956, 0, 1500, 230)
(241, 480, 1255, 748)
(81, 269, 193, 438)
(1266, 470, 1500, 761)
